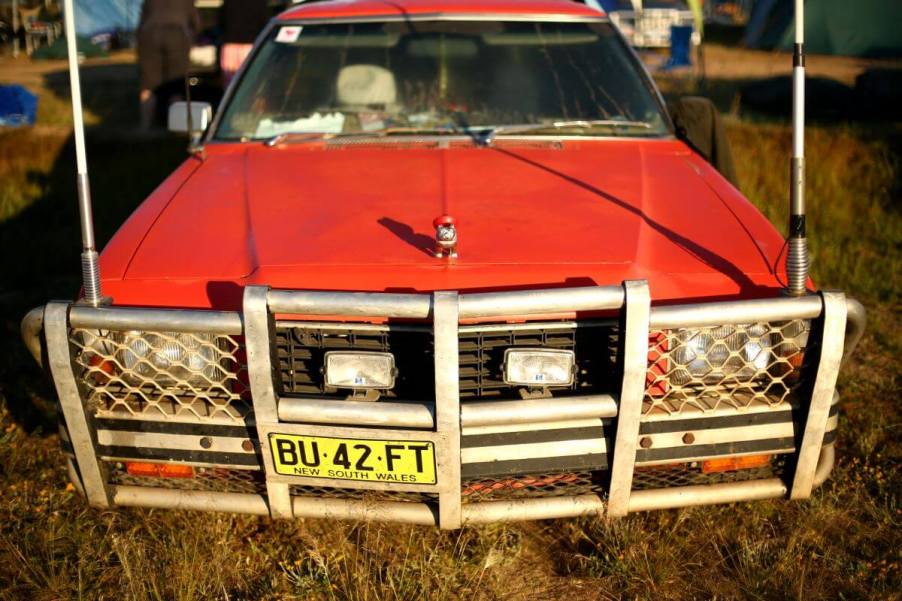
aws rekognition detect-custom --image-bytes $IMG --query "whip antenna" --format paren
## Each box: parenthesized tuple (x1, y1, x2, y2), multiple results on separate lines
(785, 0, 810, 296)
(63, 0, 104, 305)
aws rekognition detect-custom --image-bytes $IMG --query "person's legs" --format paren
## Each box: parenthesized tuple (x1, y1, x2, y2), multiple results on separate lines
(139, 89, 156, 130)
(159, 27, 191, 108)
(137, 28, 163, 130)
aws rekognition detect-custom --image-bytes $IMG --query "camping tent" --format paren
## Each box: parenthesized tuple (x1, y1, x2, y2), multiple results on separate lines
(71, 0, 141, 36)
(745, 0, 902, 58)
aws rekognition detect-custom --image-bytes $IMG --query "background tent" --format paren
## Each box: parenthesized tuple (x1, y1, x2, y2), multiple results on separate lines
(71, 0, 141, 36)
(744, 0, 902, 58)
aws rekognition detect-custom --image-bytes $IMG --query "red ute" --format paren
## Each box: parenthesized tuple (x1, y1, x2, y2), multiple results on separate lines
(26, 0, 863, 528)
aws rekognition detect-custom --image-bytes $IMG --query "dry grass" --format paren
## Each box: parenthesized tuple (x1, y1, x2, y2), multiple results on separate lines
(0, 51, 899, 600)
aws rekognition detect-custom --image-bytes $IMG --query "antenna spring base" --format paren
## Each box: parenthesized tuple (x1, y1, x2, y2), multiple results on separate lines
(81, 250, 103, 306)
(785, 237, 810, 296)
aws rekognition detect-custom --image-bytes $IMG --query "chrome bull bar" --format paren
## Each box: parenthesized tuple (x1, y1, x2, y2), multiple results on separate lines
(33, 282, 864, 527)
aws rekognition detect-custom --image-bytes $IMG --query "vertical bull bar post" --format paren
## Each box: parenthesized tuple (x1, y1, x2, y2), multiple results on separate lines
(606, 280, 651, 517)
(45, 302, 111, 507)
(434, 292, 462, 529)
(791, 291, 846, 499)
(244, 286, 293, 518)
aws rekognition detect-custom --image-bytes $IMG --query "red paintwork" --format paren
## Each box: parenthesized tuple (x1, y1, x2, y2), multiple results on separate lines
(278, 0, 604, 21)
(95, 0, 797, 314)
(100, 137, 791, 313)
(434, 215, 455, 228)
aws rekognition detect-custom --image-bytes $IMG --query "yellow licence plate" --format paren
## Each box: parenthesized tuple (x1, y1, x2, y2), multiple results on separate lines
(269, 433, 437, 485)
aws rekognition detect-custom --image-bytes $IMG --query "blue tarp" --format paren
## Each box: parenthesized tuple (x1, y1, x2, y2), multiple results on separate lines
(0, 85, 38, 127)
(71, 0, 142, 37)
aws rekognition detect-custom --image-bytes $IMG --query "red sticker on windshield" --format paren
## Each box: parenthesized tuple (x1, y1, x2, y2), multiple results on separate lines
(276, 26, 302, 43)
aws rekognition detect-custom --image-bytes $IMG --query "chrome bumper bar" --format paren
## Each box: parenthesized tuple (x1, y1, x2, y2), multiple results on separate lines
(28, 282, 864, 527)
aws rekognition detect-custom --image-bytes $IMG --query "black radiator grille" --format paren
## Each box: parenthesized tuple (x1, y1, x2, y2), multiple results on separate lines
(458, 322, 620, 399)
(275, 324, 434, 400)
(275, 321, 620, 401)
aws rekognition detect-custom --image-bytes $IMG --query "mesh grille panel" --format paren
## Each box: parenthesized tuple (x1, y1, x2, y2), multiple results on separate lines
(645, 320, 812, 415)
(290, 484, 438, 504)
(70, 329, 251, 421)
(461, 471, 602, 502)
(107, 463, 266, 494)
(632, 458, 786, 490)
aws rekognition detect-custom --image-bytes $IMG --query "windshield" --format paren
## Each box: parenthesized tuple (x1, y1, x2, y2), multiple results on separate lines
(214, 20, 670, 141)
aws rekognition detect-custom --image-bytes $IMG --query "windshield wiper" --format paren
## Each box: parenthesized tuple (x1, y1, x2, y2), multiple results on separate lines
(263, 131, 329, 146)
(264, 127, 465, 147)
(478, 119, 652, 146)
(263, 120, 647, 148)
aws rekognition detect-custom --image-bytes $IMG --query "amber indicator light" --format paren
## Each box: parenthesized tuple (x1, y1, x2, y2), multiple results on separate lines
(126, 462, 195, 479)
(702, 454, 772, 474)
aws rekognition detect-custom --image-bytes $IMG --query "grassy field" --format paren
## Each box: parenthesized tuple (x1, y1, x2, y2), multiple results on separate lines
(0, 49, 899, 600)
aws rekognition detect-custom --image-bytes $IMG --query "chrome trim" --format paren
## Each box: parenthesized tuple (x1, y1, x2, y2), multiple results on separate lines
(21, 305, 44, 367)
(69, 305, 243, 335)
(45, 302, 110, 507)
(96, 430, 254, 455)
(276, 320, 428, 333)
(459, 320, 580, 334)
(458, 285, 624, 318)
(629, 478, 788, 512)
(648, 295, 823, 329)
(460, 437, 605, 464)
(461, 495, 603, 523)
(460, 395, 617, 428)
(114, 486, 270, 515)
(92, 410, 255, 428)
(279, 397, 435, 429)
(268, 289, 432, 318)
(462, 418, 603, 436)
(293, 496, 438, 525)
(791, 292, 847, 499)
(606, 280, 651, 517)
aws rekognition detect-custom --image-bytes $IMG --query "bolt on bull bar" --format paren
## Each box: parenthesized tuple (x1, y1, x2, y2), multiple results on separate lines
(33, 281, 865, 528)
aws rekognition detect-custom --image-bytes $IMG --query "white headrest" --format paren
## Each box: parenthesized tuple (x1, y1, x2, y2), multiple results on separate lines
(336, 64, 397, 107)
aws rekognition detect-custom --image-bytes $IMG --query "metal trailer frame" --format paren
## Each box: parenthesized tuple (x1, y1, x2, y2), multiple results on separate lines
(30, 282, 864, 527)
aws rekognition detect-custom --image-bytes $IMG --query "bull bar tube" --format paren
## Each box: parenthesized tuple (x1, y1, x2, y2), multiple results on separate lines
(23, 282, 864, 528)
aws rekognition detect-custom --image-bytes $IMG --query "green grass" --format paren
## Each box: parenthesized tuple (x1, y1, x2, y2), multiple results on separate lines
(0, 57, 899, 600)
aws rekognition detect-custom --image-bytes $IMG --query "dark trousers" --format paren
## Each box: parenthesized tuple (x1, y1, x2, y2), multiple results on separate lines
(138, 25, 190, 94)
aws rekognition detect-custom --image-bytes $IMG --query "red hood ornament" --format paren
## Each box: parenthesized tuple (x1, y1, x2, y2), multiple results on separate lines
(433, 215, 458, 258)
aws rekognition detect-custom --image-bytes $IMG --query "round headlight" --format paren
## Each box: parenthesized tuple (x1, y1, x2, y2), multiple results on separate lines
(741, 324, 772, 372)
(672, 329, 716, 383)
(115, 331, 220, 386)
(672, 325, 777, 385)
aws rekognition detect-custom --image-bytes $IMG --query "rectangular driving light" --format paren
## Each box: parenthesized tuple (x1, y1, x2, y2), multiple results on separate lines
(324, 351, 396, 390)
(503, 348, 575, 387)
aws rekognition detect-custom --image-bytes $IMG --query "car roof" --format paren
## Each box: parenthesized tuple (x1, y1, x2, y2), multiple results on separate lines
(278, 0, 606, 21)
